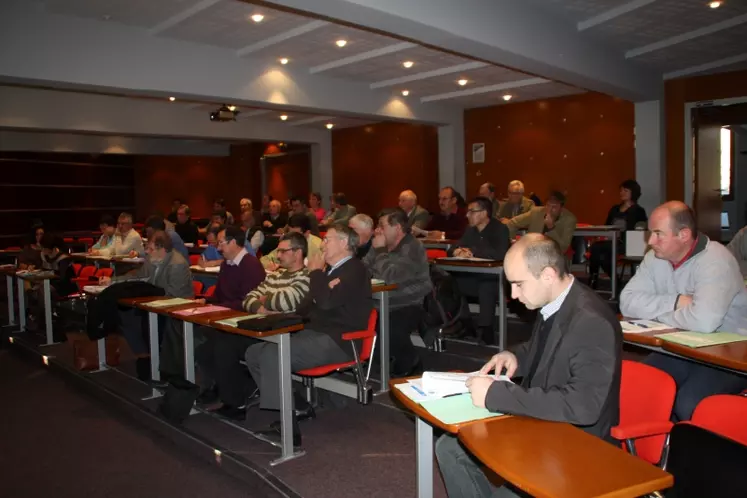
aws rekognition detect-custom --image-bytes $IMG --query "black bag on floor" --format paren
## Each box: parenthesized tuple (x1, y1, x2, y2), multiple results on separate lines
(158, 377, 199, 425)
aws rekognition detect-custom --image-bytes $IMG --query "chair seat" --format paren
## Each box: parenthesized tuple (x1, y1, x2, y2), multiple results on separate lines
(297, 360, 356, 377)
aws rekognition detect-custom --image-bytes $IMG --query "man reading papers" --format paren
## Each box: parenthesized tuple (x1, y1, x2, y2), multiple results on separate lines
(436, 234, 622, 498)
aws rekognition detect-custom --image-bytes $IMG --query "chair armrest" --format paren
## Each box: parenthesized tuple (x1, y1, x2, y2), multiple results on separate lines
(611, 421, 674, 440)
(342, 330, 373, 341)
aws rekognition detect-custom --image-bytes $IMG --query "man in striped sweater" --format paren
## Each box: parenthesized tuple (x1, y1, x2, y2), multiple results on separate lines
(199, 232, 311, 420)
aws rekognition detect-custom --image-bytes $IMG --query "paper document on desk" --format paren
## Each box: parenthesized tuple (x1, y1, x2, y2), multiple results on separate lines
(70, 252, 89, 257)
(619, 320, 672, 333)
(214, 314, 262, 327)
(120, 257, 144, 263)
(438, 257, 495, 262)
(421, 394, 499, 425)
(420, 371, 513, 398)
(172, 305, 230, 316)
(142, 298, 195, 308)
(656, 331, 747, 348)
(190, 265, 220, 273)
(83, 285, 108, 295)
(371, 278, 385, 286)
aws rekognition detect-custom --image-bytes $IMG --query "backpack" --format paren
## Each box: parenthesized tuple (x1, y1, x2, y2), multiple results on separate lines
(419, 264, 465, 348)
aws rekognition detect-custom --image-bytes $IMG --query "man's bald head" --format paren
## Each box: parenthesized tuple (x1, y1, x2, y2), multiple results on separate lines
(505, 234, 569, 309)
(398, 190, 417, 212)
(507, 234, 567, 279)
(648, 201, 698, 262)
(651, 201, 697, 236)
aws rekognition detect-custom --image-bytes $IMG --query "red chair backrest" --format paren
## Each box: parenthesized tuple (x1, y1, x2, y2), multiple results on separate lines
(426, 249, 447, 260)
(189, 254, 200, 266)
(95, 268, 113, 278)
(359, 309, 379, 362)
(691, 395, 747, 446)
(204, 285, 216, 298)
(6, 246, 21, 251)
(192, 281, 204, 296)
(618, 360, 676, 463)
(77, 266, 97, 279)
(72, 263, 82, 276)
(79, 237, 94, 245)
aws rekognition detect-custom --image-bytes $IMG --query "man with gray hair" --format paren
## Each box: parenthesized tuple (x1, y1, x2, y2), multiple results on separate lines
(105, 212, 144, 257)
(349, 213, 374, 258)
(497, 180, 534, 221)
(398, 190, 430, 230)
(621, 201, 747, 421)
(436, 233, 621, 498)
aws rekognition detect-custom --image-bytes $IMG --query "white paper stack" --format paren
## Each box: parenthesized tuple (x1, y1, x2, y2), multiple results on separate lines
(619, 319, 672, 333)
(421, 371, 513, 398)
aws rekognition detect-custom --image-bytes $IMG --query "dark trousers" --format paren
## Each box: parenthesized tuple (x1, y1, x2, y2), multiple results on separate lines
(119, 309, 185, 377)
(646, 353, 747, 421)
(388, 305, 423, 375)
(455, 274, 499, 329)
(196, 328, 259, 407)
(589, 240, 614, 277)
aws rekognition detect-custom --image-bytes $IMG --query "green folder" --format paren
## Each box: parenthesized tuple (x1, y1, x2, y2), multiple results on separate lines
(142, 298, 195, 308)
(656, 331, 747, 348)
(420, 393, 500, 424)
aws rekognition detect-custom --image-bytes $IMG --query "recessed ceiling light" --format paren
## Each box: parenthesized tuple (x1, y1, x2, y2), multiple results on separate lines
(227, 105, 237, 112)
(402, 61, 414, 68)
(457, 79, 468, 86)
(335, 39, 347, 47)
(280, 115, 288, 121)
(709, 1, 722, 8)
(251, 14, 264, 22)
(169, 97, 176, 102)
(326, 123, 334, 129)
(401, 90, 410, 96)
(279, 58, 289, 65)
(502, 94, 512, 101)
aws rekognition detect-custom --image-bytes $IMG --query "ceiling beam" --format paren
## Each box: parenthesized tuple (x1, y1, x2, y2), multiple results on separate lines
(236, 20, 328, 57)
(236, 109, 273, 119)
(664, 52, 747, 80)
(309, 42, 416, 74)
(289, 116, 333, 125)
(420, 77, 548, 103)
(626, 13, 747, 58)
(370, 61, 488, 89)
(149, 0, 221, 35)
(577, 0, 656, 31)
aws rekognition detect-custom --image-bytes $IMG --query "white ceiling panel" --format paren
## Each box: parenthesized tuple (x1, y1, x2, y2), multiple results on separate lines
(43, 0, 196, 29)
(160, 1, 311, 49)
(455, 82, 586, 109)
(401, 65, 535, 99)
(531, 0, 635, 21)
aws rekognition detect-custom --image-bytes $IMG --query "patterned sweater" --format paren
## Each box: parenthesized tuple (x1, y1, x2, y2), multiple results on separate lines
(243, 267, 311, 313)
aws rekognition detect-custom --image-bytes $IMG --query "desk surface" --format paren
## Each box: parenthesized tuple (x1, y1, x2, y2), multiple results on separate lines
(459, 417, 673, 498)
(389, 379, 506, 434)
(434, 258, 503, 268)
(663, 340, 747, 373)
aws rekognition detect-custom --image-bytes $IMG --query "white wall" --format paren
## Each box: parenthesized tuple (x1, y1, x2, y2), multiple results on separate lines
(634, 100, 665, 215)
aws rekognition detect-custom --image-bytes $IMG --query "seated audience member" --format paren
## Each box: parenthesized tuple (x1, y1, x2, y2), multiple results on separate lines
(90, 215, 116, 254)
(436, 234, 622, 498)
(239, 210, 262, 255)
(198, 226, 224, 268)
(415, 186, 468, 240)
(261, 214, 322, 270)
(214, 198, 234, 226)
(726, 224, 747, 277)
(166, 198, 182, 224)
(506, 191, 577, 253)
(478, 182, 499, 218)
(39, 233, 77, 298)
(145, 215, 189, 261)
(450, 197, 510, 344)
(239, 198, 252, 213)
(173, 204, 199, 245)
(588, 180, 648, 289)
(398, 190, 430, 230)
(197, 233, 309, 418)
(260, 194, 273, 216)
(309, 192, 325, 223)
(207, 226, 265, 310)
(102, 212, 144, 257)
(19, 224, 44, 270)
(620, 201, 747, 421)
(497, 180, 535, 221)
(289, 196, 320, 236)
(261, 200, 287, 235)
(200, 209, 228, 236)
(324, 194, 336, 220)
(528, 191, 542, 207)
(101, 231, 193, 380)
(364, 208, 432, 376)
(349, 213, 374, 259)
(244, 224, 372, 444)
(322, 192, 357, 225)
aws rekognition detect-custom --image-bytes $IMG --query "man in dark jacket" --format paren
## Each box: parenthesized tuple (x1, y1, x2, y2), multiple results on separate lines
(435, 234, 622, 498)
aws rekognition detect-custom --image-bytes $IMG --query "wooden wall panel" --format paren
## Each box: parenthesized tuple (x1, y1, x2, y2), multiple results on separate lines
(332, 122, 440, 218)
(265, 152, 311, 204)
(464, 92, 635, 224)
(665, 69, 747, 201)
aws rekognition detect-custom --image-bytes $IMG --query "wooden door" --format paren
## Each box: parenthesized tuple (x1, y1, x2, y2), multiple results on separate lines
(694, 124, 723, 241)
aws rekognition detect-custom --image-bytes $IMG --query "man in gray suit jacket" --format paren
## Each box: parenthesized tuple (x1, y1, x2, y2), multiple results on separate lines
(435, 234, 622, 498)
(398, 189, 430, 230)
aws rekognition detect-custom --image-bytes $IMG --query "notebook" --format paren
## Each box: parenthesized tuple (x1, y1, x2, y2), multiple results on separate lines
(171, 305, 231, 316)
(420, 394, 500, 425)
(656, 331, 747, 348)
(142, 298, 195, 308)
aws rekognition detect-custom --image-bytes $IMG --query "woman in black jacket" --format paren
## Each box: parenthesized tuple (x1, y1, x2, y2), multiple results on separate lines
(589, 179, 648, 289)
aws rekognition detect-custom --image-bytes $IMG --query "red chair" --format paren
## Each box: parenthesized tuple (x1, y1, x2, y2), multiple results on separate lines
(203, 285, 216, 298)
(611, 360, 676, 464)
(95, 268, 113, 279)
(189, 254, 200, 266)
(63, 237, 75, 244)
(689, 395, 747, 446)
(79, 237, 94, 245)
(426, 248, 447, 260)
(72, 263, 82, 276)
(296, 309, 378, 405)
(72, 266, 97, 290)
(192, 281, 204, 297)
(5, 246, 21, 251)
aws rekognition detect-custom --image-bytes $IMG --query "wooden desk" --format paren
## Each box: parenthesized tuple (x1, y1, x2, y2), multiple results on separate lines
(661, 341, 747, 374)
(434, 258, 507, 350)
(574, 225, 621, 301)
(459, 417, 673, 498)
(420, 239, 458, 251)
(390, 378, 506, 498)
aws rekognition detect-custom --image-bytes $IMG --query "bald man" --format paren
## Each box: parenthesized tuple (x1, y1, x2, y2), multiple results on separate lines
(436, 234, 621, 498)
(398, 190, 430, 230)
(620, 201, 747, 421)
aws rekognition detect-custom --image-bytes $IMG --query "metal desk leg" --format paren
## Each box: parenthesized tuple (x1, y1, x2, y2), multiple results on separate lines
(183, 321, 195, 383)
(143, 312, 162, 399)
(270, 333, 304, 465)
(610, 235, 618, 300)
(6, 275, 15, 326)
(40, 279, 59, 346)
(17, 278, 26, 332)
(377, 291, 390, 393)
(416, 417, 434, 498)
(497, 269, 507, 352)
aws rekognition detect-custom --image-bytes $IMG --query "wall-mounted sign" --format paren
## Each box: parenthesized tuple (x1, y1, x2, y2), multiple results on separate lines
(472, 143, 485, 164)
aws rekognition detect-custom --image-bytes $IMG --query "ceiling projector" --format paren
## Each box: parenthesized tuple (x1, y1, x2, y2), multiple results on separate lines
(210, 105, 238, 122)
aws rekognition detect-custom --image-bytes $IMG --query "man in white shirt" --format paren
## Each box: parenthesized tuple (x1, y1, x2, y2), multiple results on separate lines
(98, 212, 144, 257)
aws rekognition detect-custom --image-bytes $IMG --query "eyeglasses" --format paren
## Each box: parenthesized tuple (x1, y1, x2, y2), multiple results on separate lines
(276, 247, 299, 254)
(467, 208, 485, 214)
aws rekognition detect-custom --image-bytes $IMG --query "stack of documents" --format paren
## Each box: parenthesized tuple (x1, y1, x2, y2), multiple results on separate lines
(214, 314, 262, 327)
(172, 305, 230, 316)
(142, 298, 195, 308)
(395, 371, 513, 402)
(371, 278, 385, 286)
(190, 265, 220, 273)
(83, 285, 108, 295)
(619, 319, 672, 333)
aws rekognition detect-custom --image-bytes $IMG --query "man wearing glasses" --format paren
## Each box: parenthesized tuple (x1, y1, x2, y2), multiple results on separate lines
(414, 186, 468, 240)
(451, 197, 510, 345)
(99, 212, 144, 257)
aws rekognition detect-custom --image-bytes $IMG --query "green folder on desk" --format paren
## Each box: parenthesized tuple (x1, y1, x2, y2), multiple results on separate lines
(420, 393, 499, 425)
(656, 331, 747, 348)
(142, 298, 195, 308)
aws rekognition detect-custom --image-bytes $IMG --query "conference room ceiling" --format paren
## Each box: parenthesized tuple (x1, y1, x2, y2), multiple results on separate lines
(529, 0, 747, 79)
(40, 0, 587, 114)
